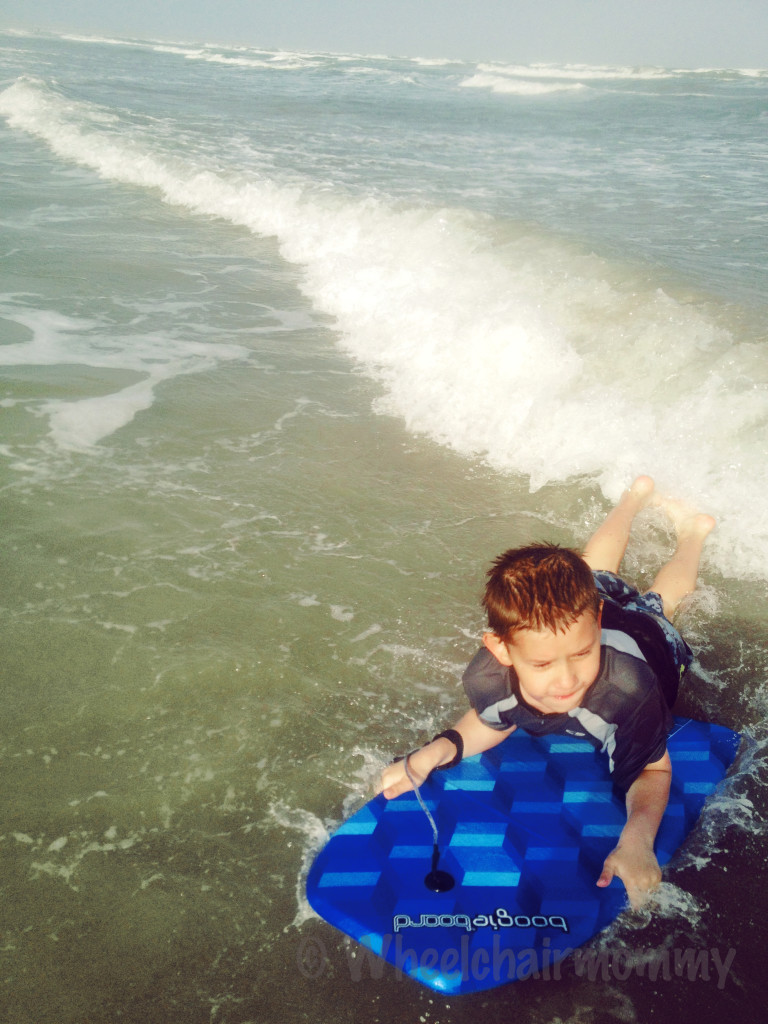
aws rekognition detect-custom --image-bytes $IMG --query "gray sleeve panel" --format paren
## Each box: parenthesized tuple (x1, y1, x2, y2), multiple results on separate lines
(461, 648, 515, 730)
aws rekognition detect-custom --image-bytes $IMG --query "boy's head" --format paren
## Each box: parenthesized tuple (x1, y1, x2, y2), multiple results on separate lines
(482, 543, 600, 641)
(481, 544, 604, 714)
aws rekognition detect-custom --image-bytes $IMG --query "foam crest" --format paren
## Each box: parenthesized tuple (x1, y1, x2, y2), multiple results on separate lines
(3, 77, 766, 578)
(411, 57, 464, 67)
(475, 62, 675, 81)
(60, 34, 141, 47)
(460, 73, 587, 95)
(155, 45, 325, 70)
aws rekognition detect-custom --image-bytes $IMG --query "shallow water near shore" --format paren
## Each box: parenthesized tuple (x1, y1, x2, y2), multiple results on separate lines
(1, 31, 767, 1024)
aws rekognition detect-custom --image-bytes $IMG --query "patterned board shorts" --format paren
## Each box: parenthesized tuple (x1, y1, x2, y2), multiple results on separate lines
(592, 569, 693, 673)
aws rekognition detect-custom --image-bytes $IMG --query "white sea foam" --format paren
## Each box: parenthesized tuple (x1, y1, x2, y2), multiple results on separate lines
(2, 76, 766, 580)
(459, 60, 688, 95)
(461, 62, 768, 93)
(410, 57, 465, 67)
(0, 295, 247, 449)
(460, 73, 587, 95)
(475, 62, 675, 81)
(267, 801, 330, 929)
(172, 48, 325, 71)
(60, 34, 142, 48)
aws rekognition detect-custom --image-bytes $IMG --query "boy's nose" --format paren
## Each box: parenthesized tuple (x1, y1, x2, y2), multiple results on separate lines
(553, 666, 579, 692)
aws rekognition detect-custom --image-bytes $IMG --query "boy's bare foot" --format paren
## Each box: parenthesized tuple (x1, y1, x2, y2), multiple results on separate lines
(647, 500, 715, 617)
(652, 493, 716, 541)
(629, 474, 655, 499)
(582, 475, 659, 574)
(623, 474, 656, 512)
(684, 512, 717, 540)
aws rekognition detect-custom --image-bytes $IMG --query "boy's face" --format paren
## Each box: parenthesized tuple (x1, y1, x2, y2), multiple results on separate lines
(483, 606, 603, 715)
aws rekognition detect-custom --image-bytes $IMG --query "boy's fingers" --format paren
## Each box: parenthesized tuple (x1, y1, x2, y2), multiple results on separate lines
(381, 778, 413, 800)
(596, 858, 615, 888)
(379, 761, 415, 800)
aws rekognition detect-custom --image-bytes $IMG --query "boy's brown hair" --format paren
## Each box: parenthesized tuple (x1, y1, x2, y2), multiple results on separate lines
(482, 543, 601, 641)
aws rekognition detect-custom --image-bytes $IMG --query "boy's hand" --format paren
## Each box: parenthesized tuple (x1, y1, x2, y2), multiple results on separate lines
(596, 841, 662, 909)
(597, 751, 671, 908)
(378, 740, 452, 800)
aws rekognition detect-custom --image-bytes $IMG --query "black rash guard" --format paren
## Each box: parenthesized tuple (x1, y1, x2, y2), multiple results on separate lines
(462, 627, 672, 792)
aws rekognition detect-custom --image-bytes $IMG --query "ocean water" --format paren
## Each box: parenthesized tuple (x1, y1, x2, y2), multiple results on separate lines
(0, 30, 766, 1024)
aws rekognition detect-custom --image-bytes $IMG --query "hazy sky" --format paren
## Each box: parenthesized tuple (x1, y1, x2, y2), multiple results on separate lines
(3, 0, 767, 67)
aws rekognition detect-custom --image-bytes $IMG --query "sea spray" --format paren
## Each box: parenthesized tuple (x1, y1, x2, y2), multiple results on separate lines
(2, 76, 766, 577)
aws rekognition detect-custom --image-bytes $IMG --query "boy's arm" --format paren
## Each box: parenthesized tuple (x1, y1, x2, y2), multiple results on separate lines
(596, 749, 672, 908)
(378, 709, 515, 800)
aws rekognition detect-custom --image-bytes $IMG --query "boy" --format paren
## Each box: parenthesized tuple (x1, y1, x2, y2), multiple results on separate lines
(379, 476, 715, 908)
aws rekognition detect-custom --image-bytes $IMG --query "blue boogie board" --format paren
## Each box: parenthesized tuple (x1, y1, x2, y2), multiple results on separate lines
(306, 717, 740, 994)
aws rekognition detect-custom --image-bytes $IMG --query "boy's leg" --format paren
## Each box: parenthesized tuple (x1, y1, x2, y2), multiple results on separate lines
(648, 502, 716, 619)
(582, 476, 655, 574)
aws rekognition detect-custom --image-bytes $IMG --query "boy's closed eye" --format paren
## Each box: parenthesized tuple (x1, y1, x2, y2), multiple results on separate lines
(530, 646, 594, 669)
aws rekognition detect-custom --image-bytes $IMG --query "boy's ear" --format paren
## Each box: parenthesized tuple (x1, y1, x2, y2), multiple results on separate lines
(482, 632, 513, 667)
